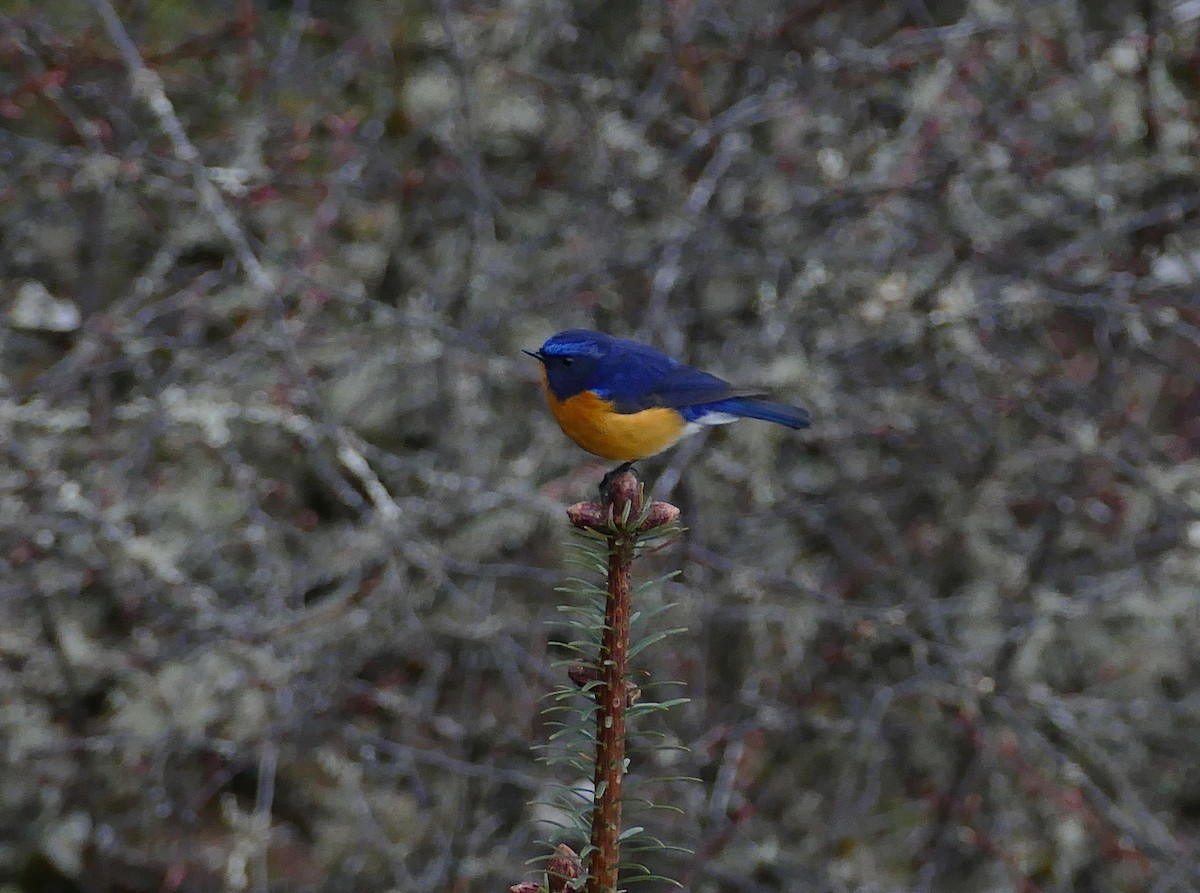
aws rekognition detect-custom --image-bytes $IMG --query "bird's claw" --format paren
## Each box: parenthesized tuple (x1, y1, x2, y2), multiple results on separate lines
(599, 462, 637, 497)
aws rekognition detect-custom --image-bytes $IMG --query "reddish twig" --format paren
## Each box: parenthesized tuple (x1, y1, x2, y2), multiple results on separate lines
(566, 471, 679, 893)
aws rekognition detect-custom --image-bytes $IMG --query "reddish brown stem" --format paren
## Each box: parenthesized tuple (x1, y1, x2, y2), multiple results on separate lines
(565, 471, 678, 893)
(589, 523, 631, 893)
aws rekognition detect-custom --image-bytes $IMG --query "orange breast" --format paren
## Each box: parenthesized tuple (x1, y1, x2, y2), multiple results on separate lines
(541, 372, 686, 461)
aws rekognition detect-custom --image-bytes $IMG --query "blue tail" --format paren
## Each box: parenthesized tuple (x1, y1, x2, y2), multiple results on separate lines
(712, 397, 811, 429)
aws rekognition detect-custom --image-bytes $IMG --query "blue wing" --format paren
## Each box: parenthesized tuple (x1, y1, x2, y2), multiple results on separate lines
(698, 396, 811, 428)
(596, 339, 810, 429)
(590, 340, 733, 409)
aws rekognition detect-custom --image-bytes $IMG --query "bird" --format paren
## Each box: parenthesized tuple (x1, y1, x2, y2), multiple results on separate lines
(525, 329, 809, 479)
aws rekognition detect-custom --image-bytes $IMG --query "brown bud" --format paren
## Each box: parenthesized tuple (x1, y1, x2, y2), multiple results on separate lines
(567, 664, 599, 688)
(566, 500, 607, 530)
(546, 844, 582, 893)
(604, 471, 642, 519)
(569, 665, 641, 706)
(637, 501, 680, 532)
(569, 496, 680, 535)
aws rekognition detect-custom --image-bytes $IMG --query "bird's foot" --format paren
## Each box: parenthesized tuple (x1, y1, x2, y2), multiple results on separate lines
(599, 462, 638, 498)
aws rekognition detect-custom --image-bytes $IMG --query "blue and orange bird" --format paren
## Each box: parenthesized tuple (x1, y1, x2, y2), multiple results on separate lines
(525, 330, 810, 475)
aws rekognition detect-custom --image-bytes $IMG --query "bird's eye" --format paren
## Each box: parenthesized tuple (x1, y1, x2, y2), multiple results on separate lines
(561, 357, 574, 367)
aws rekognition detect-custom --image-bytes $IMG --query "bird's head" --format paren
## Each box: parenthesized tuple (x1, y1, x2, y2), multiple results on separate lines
(524, 330, 612, 400)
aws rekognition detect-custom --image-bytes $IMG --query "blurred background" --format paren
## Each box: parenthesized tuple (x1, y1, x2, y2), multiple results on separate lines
(3, 1, 1200, 891)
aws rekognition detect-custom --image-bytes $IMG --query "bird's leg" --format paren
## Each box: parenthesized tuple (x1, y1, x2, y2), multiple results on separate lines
(599, 462, 637, 497)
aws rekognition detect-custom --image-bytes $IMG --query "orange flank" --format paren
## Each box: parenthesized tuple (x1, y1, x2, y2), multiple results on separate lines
(541, 369, 686, 461)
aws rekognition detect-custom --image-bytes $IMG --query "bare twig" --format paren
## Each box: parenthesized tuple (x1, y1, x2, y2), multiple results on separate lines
(87, 0, 276, 292)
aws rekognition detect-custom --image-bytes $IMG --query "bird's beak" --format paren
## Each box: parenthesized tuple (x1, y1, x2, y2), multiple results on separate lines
(523, 349, 544, 361)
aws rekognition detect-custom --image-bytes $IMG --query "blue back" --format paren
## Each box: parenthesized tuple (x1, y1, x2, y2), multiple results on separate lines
(537, 329, 809, 428)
